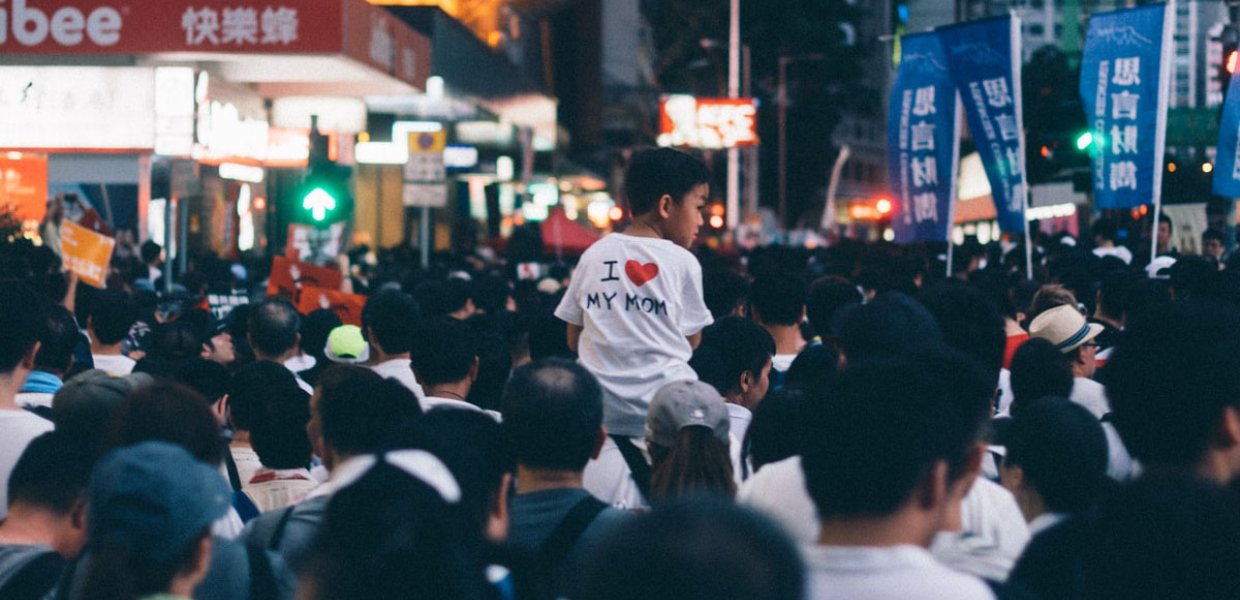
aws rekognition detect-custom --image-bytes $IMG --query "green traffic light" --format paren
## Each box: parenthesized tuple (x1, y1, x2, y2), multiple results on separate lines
(302, 187, 337, 222)
(1076, 132, 1093, 151)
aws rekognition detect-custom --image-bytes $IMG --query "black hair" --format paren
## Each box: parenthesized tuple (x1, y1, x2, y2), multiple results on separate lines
(410, 317, 479, 387)
(1097, 269, 1135, 320)
(412, 279, 471, 319)
(1081, 473, 1240, 598)
(803, 346, 992, 519)
(502, 358, 603, 471)
(8, 431, 98, 513)
(1003, 397, 1108, 513)
(748, 270, 806, 327)
(1158, 212, 1173, 228)
(88, 289, 137, 346)
(918, 281, 1007, 383)
(745, 387, 809, 473)
(140, 240, 162, 264)
(464, 321, 512, 413)
(149, 321, 201, 362)
(1091, 219, 1119, 243)
(471, 274, 513, 315)
(1170, 255, 1220, 300)
(246, 298, 300, 358)
(702, 268, 750, 320)
(172, 358, 231, 403)
(301, 460, 489, 600)
(1008, 338, 1074, 416)
(690, 317, 774, 396)
(111, 382, 225, 466)
(528, 312, 572, 361)
(248, 369, 312, 470)
(362, 289, 422, 355)
(35, 303, 80, 374)
(833, 292, 943, 365)
(782, 344, 840, 397)
(316, 365, 422, 457)
(805, 276, 863, 338)
(227, 361, 295, 432)
(300, 308, 342, 360)
(405, 408, 512, 537)
(1106, 299, 1240, 468)
(623, 148, 711, 216)
(578, 499, 804, 600)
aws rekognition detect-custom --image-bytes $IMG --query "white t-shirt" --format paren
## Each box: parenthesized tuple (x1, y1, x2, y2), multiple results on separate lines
(555, 233, 713, 436)
(737, 455, 818, 543)
(771, 353, 797, 373)
(371, 358, 425, 398)
(91, 354, 135, 377)
(804, 544, 995, 599)
(1070, 377, 1110, 420)
(421, 396, 502, 422)
(14, 392, 53, 411)
(727, 403, 753, 447)
(0, 409, 55, 519)
(931, 477, 1030, 581)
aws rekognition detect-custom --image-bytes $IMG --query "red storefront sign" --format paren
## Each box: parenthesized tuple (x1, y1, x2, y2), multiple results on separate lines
(657, 95, 759, 149)
(0, 0, 428, 88)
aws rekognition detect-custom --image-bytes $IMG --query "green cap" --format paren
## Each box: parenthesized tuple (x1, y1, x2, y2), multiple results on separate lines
(325, 325, 370, 364)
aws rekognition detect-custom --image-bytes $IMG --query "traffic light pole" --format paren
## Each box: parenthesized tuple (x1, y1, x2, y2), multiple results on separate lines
(419, 206, 431, 269)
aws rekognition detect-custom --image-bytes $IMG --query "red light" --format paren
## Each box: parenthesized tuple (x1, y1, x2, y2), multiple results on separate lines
(1040, 145, 1051, 158)
(608, 206, 624, 221)
(253, 196, 267, 211)
(709, 215, 725, 229)
(875, 198, 893, 215)
(1228, 50, 1239, 75)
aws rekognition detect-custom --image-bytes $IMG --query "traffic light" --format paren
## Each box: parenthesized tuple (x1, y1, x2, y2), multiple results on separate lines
(1222, 26, 1239, 97)
(294, 119, 352, 228)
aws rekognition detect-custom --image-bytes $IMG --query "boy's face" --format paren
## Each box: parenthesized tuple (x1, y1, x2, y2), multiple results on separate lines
(662, 183, 708, 248)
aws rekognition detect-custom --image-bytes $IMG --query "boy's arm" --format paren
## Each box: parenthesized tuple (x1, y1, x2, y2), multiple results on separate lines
(686, 331, 702, 350)
(567, 323, 583, 352)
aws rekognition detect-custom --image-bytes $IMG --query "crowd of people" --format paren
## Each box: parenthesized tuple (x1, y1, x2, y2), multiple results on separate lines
(1, 146, 1240, 599)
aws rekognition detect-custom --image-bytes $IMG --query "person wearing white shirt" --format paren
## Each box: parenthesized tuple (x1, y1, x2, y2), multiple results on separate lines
(687, 316, 774, 447)
(1090, 219, 1133, 264)
(87, 289, 138, 377)
(247, 298, 314, 394)
(410, 317, 497, 417)
(802, 353, 995, 599)
(362, 289, 426, 398)
(0, 285, 57, 520)
(747, 270, 807, 385)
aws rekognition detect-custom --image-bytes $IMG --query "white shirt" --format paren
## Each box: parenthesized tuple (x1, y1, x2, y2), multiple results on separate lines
(371, 358, 425, 398)
(1070, 377, 1110, 420)
(1027, 512, 1067, 538)
(771, 353, 797, 373)
(0, 409, 55, 519)
(91, 354, 135, 376)
(932, 477, 1030, 581)
(1092, 245, 1133, 265)
(555, 233, 713, 437)
(421, 395, 501, 422)
(243, 468, 320, 513)
(727, 403, 753, 446)
(804, 544, 995, 599)
(281, 359, 314, 395)
(14, 392, 53, 411)
(584, 432, 744, 510)
(737, 456, 818, 543)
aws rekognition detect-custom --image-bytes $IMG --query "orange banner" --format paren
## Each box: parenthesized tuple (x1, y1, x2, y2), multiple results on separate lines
(60, 221, 115, 288)
(266, 256, 343, 300)
(296, 286, 366, 326)
(0, 153, 48, 223)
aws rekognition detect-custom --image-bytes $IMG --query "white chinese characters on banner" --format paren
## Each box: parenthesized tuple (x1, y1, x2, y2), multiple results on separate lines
(181, 5, 299, 47)
(901, 85, 942, 225)
(1104, 57, 1141, 191)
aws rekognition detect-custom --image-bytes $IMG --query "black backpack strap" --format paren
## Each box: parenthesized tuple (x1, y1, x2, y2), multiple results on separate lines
(268, 505, 297, 551)
(0, 551, 65, 600)
(224, 450, 244, 492)
(537, 495, 608, 577)
(246, 544, 279, 600)
(609, 435, 652, 502)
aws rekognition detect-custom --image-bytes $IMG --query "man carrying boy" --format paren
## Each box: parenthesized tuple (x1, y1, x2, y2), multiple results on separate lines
(557, 148, 714, 507)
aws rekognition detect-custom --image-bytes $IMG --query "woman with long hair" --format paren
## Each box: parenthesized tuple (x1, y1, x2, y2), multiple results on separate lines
(645, 380, 736, 505)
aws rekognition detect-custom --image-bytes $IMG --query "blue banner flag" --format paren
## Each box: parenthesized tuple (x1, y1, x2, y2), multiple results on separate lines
(887, 32, 961, 244)
(1079, 4, 1173, 209)
(938, 16, 1027, 234)
(1215, 56, 1240, 197)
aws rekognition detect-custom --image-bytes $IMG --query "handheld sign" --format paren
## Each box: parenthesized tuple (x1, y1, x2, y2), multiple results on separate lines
(60, 221, 116, 288)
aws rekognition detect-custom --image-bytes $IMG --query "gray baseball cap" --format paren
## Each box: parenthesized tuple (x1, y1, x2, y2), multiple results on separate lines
(646, 379, 730, 448)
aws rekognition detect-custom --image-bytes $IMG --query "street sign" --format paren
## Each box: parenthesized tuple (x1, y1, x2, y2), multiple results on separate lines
(402, 183, 448, 207)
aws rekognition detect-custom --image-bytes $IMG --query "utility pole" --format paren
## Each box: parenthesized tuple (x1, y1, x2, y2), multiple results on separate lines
(727, 0, 740, 230)
(778, 53, 825, 231)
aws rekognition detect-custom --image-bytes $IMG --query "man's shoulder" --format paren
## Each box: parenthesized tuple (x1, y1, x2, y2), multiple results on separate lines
(806, 545, 995, 600)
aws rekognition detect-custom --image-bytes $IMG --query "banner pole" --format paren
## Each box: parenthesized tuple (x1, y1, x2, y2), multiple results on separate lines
(1151, 0, 1175, 265)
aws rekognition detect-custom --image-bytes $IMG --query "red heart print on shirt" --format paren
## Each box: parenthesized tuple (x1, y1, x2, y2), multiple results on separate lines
(625, 260, 659, 286)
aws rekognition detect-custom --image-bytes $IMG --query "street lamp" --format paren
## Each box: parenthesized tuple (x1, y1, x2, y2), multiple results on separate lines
(778, 53, 825, 231)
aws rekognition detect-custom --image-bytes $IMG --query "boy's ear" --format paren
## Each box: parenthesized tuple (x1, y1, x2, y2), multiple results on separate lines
(657, 193, 675, 219)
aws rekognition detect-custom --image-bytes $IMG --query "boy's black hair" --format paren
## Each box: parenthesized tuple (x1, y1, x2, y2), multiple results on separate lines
(502, 358, 603, 472)
(227, 360, 295, 432)
(748, 270, 807, 327)
(173, 358, 231, 403)
(690, 317, 774, 396)
(745, 387, 809, 472)
(1009, 338, 1074, 415)
(316, 365, 422, 457)
(806, 276, 863, 337)
(624, 148, 711, 216)
(703, 268, 750, 320)
(1003, 397, 1108, 514)
(412, 279, 471, 319)
(833, 292, 943, 365)
(1091, 219, 1119, 243)
(918, 281, 1007, 382)
(1204, 228, 1225, 244)
(1097, 269, 1135, 320)
(111, 382, 225, 466)
(35, 304, 81, 373)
